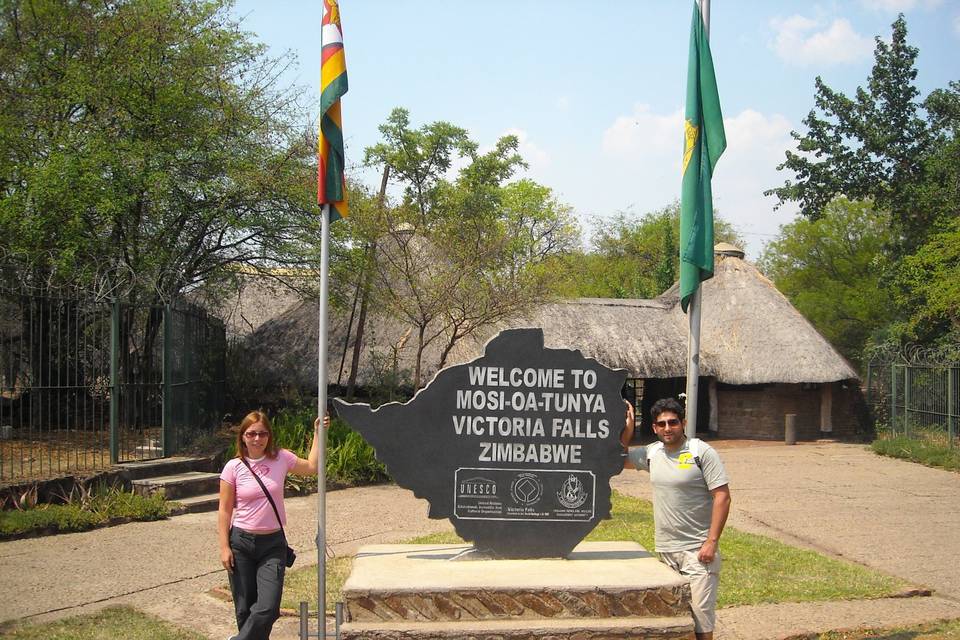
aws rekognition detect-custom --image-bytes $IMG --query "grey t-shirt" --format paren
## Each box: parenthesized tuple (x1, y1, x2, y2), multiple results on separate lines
(627, 439, 729, 552)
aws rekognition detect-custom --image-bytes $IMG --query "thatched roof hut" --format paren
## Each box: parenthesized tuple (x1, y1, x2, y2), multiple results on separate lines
(244, 245, 857, 386)
(240, 245, 861, 439)
(663, 245, 857, 385)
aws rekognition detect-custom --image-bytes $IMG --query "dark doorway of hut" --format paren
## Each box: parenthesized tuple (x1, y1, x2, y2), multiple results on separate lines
(633, 377, 711, 443)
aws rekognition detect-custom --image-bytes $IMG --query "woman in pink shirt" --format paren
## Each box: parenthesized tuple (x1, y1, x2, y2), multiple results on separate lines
(217, 410, 326, 640)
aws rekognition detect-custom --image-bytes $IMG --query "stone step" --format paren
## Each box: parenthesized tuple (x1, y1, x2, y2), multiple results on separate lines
(119, 456, 214, 480)
(344, 543, 690, 623)
(131, 471, 220, 500)
(168, 492, 221, 515)
(339, 615, 694, 640)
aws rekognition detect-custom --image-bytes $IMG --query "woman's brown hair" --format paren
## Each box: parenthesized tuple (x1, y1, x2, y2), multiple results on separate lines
(235, 410, 279, 459)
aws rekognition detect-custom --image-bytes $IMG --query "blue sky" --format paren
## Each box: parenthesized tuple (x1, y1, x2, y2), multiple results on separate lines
(231, 0, 958, 258)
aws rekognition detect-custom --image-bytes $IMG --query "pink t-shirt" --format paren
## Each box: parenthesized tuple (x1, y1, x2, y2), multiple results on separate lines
(220, 450, 297, 532)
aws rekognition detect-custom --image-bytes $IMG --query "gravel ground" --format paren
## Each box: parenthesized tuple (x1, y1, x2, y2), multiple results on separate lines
(1, 441, 958, 639)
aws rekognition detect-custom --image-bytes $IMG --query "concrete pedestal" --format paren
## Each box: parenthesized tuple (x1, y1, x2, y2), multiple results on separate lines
(340, 541, 694, 640)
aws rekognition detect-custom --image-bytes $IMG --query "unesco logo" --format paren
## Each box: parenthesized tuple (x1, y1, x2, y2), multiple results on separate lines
(510, 473, 543, 506)
(458, 477, 497, 497)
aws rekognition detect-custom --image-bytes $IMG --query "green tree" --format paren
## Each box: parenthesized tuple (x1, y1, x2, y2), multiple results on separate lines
(759, 198, 896, 365)
(893, 218, 960, 342)
(363, 108, 476, 222)
(889, 82, 960, 342)
(0, 0, 318, 302)
(560, 202, 741, 299)
(352, 109, 579, 388)
(655, 225, 678, 294)
(765, 15, 937, 257)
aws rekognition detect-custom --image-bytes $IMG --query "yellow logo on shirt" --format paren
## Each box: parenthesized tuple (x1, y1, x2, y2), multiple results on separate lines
(677, 452, 695, 470)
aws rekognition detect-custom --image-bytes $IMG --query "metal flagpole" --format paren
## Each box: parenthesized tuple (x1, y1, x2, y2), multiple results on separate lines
(685, 0, 710, 441)
(686, 290, 702, 440)
(317, 205, 330, 636)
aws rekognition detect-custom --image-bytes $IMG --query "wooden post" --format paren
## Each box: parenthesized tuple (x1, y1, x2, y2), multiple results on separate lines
(820, 383, 833, 434)
(708, 378, 718, 433)
(785, 413, 797, 445)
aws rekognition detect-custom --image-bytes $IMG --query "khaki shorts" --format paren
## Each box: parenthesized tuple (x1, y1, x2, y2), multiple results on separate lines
(659, 549, 721, 633)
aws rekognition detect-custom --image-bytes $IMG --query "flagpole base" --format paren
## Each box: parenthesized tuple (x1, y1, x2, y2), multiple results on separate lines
(298, 601, 343, 640)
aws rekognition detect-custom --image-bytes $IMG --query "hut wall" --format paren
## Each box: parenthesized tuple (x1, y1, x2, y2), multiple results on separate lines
(831, 383, 868, 438)
(716, 383, 860, 440)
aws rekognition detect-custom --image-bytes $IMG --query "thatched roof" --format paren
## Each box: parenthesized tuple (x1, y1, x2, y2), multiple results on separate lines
(243, 248, 857, 390)
(244, 295, 450, 389)
(202, 275, 305, 337)
(662, 253, 858, 384)
(448, 298, 701, 380)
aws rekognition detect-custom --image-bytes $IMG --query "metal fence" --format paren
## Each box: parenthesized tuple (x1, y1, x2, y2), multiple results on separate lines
(0, 291, 225, 481)
(865, 344, 959, 447)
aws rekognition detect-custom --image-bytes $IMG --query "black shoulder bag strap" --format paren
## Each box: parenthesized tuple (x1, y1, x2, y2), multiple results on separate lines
(239, 457, 287, 540)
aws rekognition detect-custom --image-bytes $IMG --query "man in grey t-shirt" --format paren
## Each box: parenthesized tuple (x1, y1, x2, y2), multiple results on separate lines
(623, 397, 731, 640)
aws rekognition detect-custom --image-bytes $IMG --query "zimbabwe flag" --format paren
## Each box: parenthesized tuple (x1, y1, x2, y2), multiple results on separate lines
(318, 0, 348, 220)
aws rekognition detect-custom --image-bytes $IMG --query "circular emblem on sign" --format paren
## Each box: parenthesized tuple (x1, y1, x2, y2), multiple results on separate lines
(557, 474, 588, 509)
(510, 473, 543, 505)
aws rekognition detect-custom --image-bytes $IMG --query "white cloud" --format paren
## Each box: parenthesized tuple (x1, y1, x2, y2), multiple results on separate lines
(770, 15, 874, 66)
(601, 104, 683, 157)
(503, 127, 551, 171)
(596, 105, 799, 258)
(859, 0, 943, 11)
(713, 110, 797, 256)
(723, 110, 793, 156)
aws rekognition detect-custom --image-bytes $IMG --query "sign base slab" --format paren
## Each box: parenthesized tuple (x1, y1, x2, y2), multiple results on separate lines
(340, 541, 695, 640)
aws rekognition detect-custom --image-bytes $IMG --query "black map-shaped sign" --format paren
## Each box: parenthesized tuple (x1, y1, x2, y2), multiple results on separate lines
(334, 328, 628, 558)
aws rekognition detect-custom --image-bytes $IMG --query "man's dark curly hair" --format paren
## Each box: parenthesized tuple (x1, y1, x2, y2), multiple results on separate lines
(650, 397, 685, 422)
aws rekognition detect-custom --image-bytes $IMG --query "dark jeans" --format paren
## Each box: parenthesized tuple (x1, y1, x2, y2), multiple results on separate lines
(228, 528, 286, 640)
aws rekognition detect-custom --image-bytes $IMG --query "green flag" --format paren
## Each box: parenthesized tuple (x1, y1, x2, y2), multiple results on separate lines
(679, 1, 726, 313)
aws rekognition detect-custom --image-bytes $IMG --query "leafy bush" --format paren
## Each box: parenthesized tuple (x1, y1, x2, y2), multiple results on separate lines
(0, 485, 170, 537)
(0, 506, 100, 535)
(327, 430, 388, 485)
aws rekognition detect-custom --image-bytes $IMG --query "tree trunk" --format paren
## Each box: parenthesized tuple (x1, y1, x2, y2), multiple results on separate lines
(346, 164, 390, 399)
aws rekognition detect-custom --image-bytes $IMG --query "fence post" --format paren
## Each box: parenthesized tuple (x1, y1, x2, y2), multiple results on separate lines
(110, 300, 120, 465)
(890, 365, 898, 437)
(903, 365, 910, 438)
(949, 366, 956, 449)
(183, 310, 192, 445)
(162, 305, 172, 457)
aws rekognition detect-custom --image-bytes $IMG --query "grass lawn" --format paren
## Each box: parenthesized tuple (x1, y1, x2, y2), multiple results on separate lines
(810, 618, 960, 640)
(280, 555, 353, 613)
(0, 606, 206, 640)
(872, 435, 960, 472)
(406, 491, 907, 608)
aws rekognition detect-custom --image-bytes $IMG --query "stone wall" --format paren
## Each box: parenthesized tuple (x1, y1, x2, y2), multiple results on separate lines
(715, 381, 863, 440)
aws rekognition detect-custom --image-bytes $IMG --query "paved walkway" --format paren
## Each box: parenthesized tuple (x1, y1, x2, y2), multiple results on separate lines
(0, 442, 958, 639)
(612, 441, 960, 638)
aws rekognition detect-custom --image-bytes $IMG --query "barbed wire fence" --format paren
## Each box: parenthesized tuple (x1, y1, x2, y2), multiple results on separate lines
(0, 288, 225, 482)
(865, 342, 959, 448)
